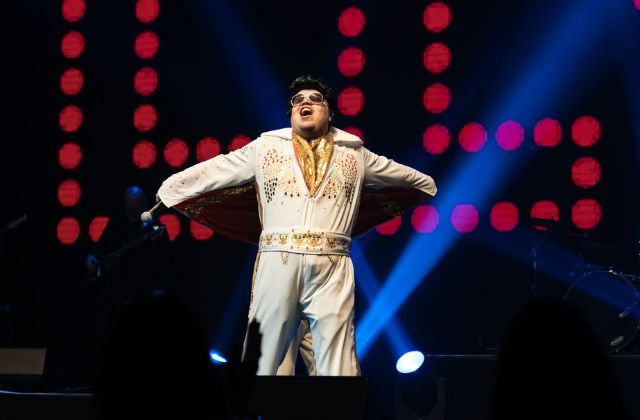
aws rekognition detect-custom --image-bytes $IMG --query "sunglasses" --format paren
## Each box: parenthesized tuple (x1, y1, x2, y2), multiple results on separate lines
(290, 92, 326, 107)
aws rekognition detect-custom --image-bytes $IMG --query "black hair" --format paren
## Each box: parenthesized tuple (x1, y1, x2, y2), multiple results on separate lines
(286, 75, 335, 120)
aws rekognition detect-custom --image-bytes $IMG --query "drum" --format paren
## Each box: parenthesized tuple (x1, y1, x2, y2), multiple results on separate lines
(563, 270, 640, 353)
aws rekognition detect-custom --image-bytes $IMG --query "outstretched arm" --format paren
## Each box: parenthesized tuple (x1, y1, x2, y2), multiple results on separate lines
(362, 147, 437, 197)
(157, 142, 256, 207)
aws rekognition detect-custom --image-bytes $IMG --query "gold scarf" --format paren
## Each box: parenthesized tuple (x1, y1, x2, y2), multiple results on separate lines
(292, 131, 334, 196)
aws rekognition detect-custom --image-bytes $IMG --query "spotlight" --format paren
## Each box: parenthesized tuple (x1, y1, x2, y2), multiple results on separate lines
(396, 351, 425, 374)
(209, 351, 227, 364)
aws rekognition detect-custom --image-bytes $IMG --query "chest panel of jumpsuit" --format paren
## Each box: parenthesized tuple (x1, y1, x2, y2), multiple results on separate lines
(254, 136, 365, 236)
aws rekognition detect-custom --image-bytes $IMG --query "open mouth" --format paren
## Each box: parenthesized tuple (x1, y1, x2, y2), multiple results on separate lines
(300, 107, 313, 117)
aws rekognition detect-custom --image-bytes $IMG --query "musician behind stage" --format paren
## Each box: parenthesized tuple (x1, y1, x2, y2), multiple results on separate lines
(85, 185, 169, 304)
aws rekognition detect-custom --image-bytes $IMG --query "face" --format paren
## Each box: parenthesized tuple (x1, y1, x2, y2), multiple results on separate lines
(290, 89, 331, 139)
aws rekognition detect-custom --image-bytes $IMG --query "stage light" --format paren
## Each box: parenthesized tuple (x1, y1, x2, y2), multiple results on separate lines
(635, 0, 640, 11)
(62, 0, 85, 23)
(60, 68, 84, 96)
(396, 351, 425, 374)
(135, 31, 159, 59)
(376, 216, 402, 236)
(490, 202, 519, 232)
(571, 115, 601, 147)
(89, 216, 109, 242)
(422, 83, 450, 114)
(450, 204, 479, 233)
(343, 127, 364, 142)
(530, 200, 559, 231)
(458, 122, 487, 152)
(57, 217, 81, 245)
(163, 138, 189, 168)
(59, 105, 83, 132)
(58, 142, 82, 170)
(338, 47, 366, 77)
(229, 135, 251, 152)
(134, 67, 158, 96)
(132, 140, 157, 169)
(411, 205, 439, 233)
(423, 2, 451, 33)
(423, 42, 451, 74)
(533, 118, 562, 147)
(495, 120, 524, 151)
(338, 86, 365, 116)
(159, 214, 180, 241)
(61, 31, 85, 59)
(136, 0, 160, 24)
(133, 104, 157, 132)
(196, 137, 221, 161)
(571, 199, 602, 230)
(338, 7, 366, 37)
(190, 220, 214, 241)
(58, 179, 82, 207)
(571, 157, 601, 188)
(209, 351, 227, 364)
(423, 124, 450, 154)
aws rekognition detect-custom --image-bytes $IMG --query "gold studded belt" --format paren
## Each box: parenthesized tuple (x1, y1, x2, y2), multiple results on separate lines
(258, 228, 351, 256)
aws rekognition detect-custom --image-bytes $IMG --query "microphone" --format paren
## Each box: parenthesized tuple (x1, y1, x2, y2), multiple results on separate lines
(140, 201, 166, 223)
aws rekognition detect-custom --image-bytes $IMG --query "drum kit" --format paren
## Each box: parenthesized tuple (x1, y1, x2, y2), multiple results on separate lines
(529, 217, 640, 354)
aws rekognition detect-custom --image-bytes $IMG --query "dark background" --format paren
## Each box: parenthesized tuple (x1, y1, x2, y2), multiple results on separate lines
(1, 0, 639, 401)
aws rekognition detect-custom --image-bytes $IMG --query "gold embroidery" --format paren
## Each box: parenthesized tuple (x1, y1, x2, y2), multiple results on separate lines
(292, 131, 334, 196)
(182, 184, 254, 218)
(307, 233, 322, 247)
(278, 234, 289, 245)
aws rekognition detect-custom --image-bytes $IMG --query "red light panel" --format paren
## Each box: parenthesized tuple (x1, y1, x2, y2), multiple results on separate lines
(229, 135, 251, 152)
(571, 157, 601, 189)
(458, 122, 487, 152)
(423, 83, 451, 114)
(450, 204, 479, 233)
(60, 105, 83, 132)
(190, 220, 214, 241)
(133, 104, 157, 132)
(530, 200, 559, 231)
(89, 216, 109, 242)
(62, 0, 85, 22)
(571, 115, 601, 147)
(572, 199, 602, 230)
(61, 31, 85, 59)
(490, 202, 519, 232)
(423, 43, 451, 74)
(58, 142, 82, 169)
(338, 87, 365, 116)
(132, 140, 157, 169)
(134, 67, 158, 96)
(423, 124, 450, 154)
(338, 7, 366, 37)
(159, 214, 180, 241)
(57, 217, 81, 245)
(135, 31, 159, 59)
(376, 216, 401, 235)
(58, 179, 82, 207)
(635, 0, 640, 10)
(196, 137, 221, 161)
(423, 2, 452, 33)
(60, 68, 84, 96)
(411, 205, 439, 233)
(136, 0, 160, 23)
(163, 138, 189, 168)
(495, 120, 524, 151)
(338, 47, 366, 77)
(343, 126, 364, 142)
(533, 117, 562, 147)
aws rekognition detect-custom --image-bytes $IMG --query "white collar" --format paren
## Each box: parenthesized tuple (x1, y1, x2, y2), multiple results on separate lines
(260, 127, 363, 147)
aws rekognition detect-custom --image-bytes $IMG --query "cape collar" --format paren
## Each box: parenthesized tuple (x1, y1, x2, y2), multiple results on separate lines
(260, 127, 363, 148)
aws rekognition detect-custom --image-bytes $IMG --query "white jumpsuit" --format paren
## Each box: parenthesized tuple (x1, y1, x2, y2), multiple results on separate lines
(157, 127, 436, 375)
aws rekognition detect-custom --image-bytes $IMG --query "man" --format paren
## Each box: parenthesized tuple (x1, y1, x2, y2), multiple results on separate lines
(156, 75, 436, 375)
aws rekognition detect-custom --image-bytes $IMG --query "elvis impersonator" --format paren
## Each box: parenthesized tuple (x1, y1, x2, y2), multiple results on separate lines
(154, 75, 437, 376)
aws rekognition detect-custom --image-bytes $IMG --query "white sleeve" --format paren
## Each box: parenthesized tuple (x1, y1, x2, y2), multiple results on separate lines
(362, 147, 437, 197)
(157, 141, 256, 207)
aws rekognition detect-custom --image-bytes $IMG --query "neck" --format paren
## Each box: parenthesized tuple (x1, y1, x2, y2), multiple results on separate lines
(293, 127, 329, 141)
